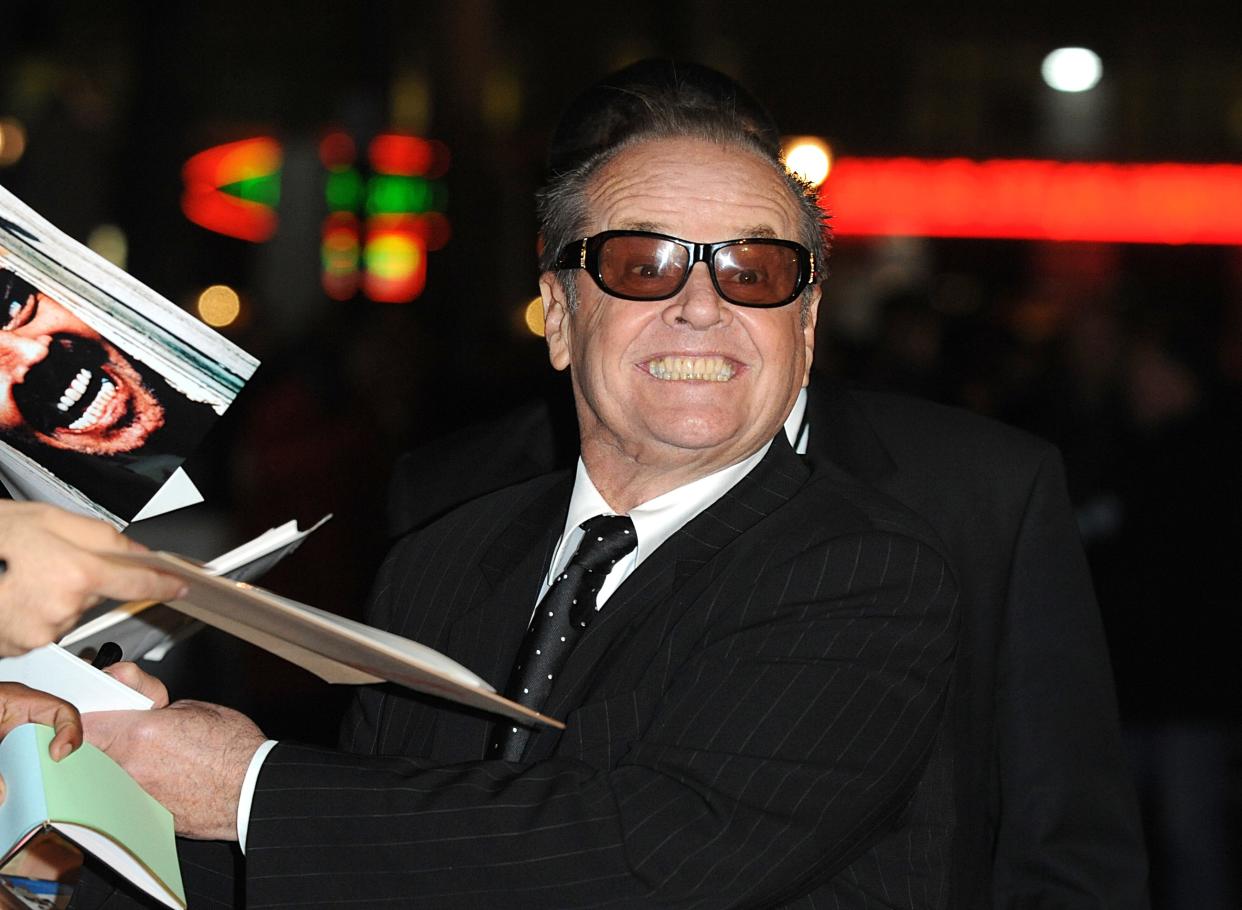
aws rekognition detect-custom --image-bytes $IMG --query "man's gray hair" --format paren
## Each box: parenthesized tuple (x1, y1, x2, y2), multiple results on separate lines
(537, 75, 830, 322)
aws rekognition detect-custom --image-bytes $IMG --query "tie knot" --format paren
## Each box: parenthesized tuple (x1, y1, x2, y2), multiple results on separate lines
(572, 514, 637, 572)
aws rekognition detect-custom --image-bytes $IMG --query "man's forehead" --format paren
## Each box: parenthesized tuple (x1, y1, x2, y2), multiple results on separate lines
(584, 137, 801, 239)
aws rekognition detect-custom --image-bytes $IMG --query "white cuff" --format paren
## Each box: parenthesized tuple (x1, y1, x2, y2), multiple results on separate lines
(236, 739, 278, 853)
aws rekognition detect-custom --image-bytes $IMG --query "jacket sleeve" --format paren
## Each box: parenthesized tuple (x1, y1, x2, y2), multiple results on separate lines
(243, 529, 959, 909)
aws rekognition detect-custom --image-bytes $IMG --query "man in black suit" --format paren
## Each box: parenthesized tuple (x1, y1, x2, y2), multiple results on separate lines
(382, 62, 1148, 908)
(83, 68, 964, 907)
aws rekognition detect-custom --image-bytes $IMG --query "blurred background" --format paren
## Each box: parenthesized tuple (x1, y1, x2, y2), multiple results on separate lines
(3, 2, 1240, 905)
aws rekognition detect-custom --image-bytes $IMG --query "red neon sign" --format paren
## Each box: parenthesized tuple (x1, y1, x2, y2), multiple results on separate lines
(823, 158, 1242, 245)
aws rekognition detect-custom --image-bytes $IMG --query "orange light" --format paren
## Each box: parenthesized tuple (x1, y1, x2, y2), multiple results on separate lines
(322, 212, 361, 301)
(823, 158, 1242, 245)
(181, 137, 281, 242)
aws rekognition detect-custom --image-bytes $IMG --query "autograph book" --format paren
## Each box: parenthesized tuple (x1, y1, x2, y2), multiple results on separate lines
(100, 550, 564, 730)
(0, 724, 184, 910)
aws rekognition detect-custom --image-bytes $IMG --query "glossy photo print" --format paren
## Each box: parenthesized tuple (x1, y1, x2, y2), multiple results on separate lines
(0, 187, 258, 525)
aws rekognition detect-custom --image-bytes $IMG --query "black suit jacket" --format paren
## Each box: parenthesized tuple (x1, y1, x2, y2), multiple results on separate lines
(380, 382, 1147, 908)
(231, 437, 960, 908)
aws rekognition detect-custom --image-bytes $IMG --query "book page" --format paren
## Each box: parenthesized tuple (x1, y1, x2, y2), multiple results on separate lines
(0, 645, 152, 713)
(32, 726, 184, 909)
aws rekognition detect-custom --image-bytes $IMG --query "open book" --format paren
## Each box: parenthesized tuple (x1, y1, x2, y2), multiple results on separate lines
(0, 724, 184, 910)
(95, 550, 563, 731)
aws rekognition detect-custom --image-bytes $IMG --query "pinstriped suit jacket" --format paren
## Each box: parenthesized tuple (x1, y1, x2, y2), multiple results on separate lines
(224, 437, 960, 909)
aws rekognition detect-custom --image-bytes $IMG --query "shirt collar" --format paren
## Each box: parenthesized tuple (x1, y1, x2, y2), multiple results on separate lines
(549, 439, 773, 586)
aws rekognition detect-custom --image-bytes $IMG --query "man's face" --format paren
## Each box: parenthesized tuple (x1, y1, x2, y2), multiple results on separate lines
(540, 137, 819, 478)
(0, 270, 166, 455)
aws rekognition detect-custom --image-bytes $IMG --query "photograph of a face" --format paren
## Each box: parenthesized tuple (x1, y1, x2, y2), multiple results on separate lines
(0, 187, 258, 525)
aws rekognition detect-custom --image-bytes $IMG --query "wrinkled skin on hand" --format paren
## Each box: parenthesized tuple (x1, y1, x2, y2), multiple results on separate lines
(84, 662, 266, 840)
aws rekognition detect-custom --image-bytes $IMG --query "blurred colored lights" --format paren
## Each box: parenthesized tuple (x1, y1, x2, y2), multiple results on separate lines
(524, 296, 545, 336)
(0, 117, 28, 167)
(823, 158, 1242, 244)
(1041, 47, 1103, 93)
(181, 138, 281, 242)
(197, 284, 242, 327)
(783, 137, 832, 188)
(86, 224, 128, 269)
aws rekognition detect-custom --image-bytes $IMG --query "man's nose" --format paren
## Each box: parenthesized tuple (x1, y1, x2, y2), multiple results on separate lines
(662, 263, 732, 330)
(0, 332, 49, 380)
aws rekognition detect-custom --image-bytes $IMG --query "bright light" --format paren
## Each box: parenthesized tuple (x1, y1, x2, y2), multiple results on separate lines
(197, 284, 242, 327)
(0, 117, 27, 167)
(86, 224, 127, 269)
(1041, 47, 1103, 93)
(524, 297, 545, 336)
(783, 137, 832, 187)
(822, 157, 1242, 245)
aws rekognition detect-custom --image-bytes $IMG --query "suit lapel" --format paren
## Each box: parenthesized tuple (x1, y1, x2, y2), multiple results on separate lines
(533, 437, 811, 741)
(430, 474, 570, 761)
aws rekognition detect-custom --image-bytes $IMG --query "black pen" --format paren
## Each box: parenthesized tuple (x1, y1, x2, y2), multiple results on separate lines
(91, 641, 124, 670)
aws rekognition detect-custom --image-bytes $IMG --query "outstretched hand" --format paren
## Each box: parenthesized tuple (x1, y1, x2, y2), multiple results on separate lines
(0, 501, 188, 656)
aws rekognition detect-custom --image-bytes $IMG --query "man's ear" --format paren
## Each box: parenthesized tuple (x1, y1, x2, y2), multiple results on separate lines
(539, 272, 572, 372)
(800, 286, 821, 388)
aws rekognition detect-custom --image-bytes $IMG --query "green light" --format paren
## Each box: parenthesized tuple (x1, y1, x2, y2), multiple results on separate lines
(367, 175, 432, 215)
(219, 172, 281, 208)
(326, 168, 364, 211)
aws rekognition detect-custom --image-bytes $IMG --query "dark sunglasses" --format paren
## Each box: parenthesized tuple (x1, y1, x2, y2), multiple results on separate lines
(554, 230, 816, 308)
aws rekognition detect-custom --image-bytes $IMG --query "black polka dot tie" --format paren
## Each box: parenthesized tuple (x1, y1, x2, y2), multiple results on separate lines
(490, 514, 637, 761)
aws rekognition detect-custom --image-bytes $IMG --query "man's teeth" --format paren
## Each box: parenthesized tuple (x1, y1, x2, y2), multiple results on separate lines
(646, 355, 735, 382)
(67, 378, 117, 431)
(56, 368, 92, 413)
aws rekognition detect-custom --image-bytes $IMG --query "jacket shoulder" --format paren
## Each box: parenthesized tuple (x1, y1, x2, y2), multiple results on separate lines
(850, 390, 1054, 463)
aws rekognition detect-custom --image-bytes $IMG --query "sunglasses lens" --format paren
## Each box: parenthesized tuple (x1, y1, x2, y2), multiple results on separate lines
(597, 235, 690, 299)
(712, 243, 801, 305)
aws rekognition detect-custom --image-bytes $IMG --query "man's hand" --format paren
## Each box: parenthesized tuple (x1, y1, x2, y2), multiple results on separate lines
(0, 681, 83, 803)
(0, 501, 188, 656)
(84, 662, 265, 840)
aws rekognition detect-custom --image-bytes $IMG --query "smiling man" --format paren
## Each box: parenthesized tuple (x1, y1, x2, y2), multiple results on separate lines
(81, 73, 960, 909)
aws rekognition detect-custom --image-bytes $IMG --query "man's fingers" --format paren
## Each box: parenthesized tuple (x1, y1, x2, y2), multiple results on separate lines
(82, 554, 188, 604)
(0, 683, 83, 761)
(104, 661, 170, 706)
(46, 702, 84, 761)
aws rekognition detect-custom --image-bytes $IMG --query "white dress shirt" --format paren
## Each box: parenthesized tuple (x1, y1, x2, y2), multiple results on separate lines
(237, 388, 811, 849)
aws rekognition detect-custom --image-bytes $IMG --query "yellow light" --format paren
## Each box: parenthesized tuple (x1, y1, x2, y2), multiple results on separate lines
(523, 296, 545, 336)
(783, 137, 832, 188)
(86, 224, 128, 269)
(197, 284, 242, 327)
(0, 117, 28, 167)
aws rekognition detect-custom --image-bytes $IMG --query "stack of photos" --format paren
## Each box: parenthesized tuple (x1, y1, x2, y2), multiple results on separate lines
(0, 186, 258, 525)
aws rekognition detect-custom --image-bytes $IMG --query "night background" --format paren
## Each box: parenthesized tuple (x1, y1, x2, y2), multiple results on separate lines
(3, 2, 1241, 905)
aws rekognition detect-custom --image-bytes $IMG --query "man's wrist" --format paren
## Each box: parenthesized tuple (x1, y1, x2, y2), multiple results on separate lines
(237, 739, 278, 852)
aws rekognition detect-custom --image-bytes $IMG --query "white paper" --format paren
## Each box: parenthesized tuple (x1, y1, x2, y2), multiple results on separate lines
(130, 468, 204, 522)
(0, 644, 152, 713)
